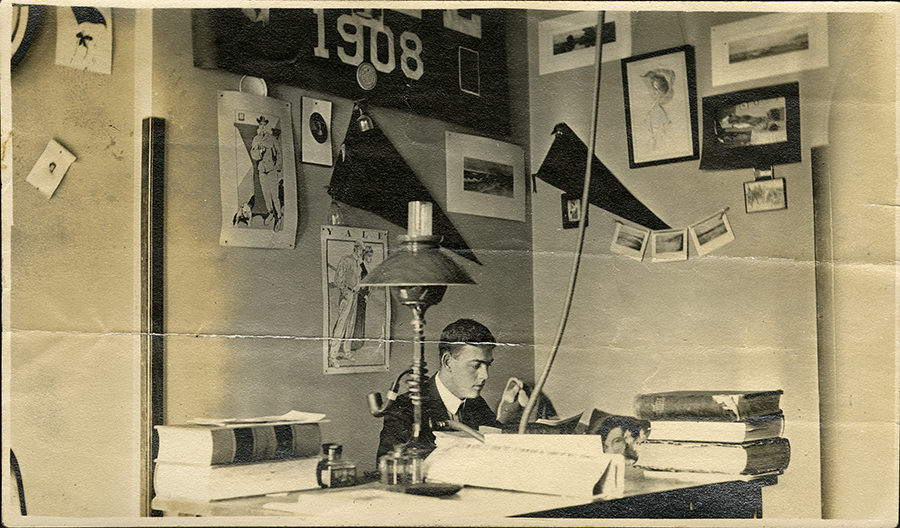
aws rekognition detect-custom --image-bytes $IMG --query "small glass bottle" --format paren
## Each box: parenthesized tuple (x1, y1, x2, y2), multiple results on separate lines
(316, 443, 357, 488)
(379, 444, 408, 485)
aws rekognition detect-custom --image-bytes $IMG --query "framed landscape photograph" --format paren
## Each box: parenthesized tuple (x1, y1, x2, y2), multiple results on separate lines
(699, 82, 801, 171)
(621, 45, 699, 168)
(321, 226, 390, 375)
(538, 11, 631, 75)
(445, 131, 525, 222)
(650, 228, 688, 263)
(711, 12, 828, 87)
(744, 178, 788, 213)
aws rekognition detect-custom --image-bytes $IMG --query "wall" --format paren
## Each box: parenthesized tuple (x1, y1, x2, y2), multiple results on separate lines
(152, 9, 534, 473)
(814, 13, 898, 521)
(528, 10, 830, 518)
(7, 8, 141, 516)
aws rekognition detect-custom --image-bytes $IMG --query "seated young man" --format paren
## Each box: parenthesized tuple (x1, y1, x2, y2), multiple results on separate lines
(376, 318, 502, 460)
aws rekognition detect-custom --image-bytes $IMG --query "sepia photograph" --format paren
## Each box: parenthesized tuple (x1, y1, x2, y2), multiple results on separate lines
(650, 228, 689, 262)
(710, 12, 829, 86)
(538, 10, 632, 74)
(560, 192, 588, 229)
(744, 177, 788, 213)
(1, 3, 897, 527)
(688, 210, 735, 255)
(610, 222, 649, 260)
(699, 82, 801, 170)
(445, 130, 525, 221)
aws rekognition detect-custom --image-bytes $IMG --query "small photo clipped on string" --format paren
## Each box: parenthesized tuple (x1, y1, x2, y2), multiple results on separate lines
(610, 222, 649, 261)
(650, 228, 688, 263)
(688, 209, 735, 256)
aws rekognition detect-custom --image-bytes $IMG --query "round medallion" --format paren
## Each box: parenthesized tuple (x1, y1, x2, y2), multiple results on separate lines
(309, 112, 329, 144)
(356, 62, 378, 91)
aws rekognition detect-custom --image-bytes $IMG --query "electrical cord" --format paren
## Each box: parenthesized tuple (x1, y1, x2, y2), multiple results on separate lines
(518, 11, 607, 435)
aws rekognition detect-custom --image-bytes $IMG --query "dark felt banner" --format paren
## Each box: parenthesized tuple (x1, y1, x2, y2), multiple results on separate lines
(193, 8, 511, 136)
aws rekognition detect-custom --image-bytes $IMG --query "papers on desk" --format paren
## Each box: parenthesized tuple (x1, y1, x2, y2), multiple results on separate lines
(189, 410, 327, 426)
(425, 434, 625, 499)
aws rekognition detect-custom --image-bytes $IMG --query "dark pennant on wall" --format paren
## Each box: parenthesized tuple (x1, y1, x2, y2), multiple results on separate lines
(192, 8, 511, 136)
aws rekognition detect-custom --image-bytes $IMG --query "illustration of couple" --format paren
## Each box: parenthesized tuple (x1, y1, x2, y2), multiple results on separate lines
(330, 241, 375, 362)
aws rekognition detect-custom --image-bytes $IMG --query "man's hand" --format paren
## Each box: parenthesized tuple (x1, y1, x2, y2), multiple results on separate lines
(496, 377, 529, 424)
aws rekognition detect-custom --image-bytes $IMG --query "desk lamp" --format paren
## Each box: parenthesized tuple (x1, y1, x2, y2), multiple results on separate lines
(363, 201, 475, 483)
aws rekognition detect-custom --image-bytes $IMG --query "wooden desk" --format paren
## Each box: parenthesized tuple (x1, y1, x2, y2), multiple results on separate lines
(151, 469, 776, 521)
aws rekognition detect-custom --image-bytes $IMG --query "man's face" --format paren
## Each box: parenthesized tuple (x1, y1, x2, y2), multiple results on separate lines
(442, 345, 493, 399)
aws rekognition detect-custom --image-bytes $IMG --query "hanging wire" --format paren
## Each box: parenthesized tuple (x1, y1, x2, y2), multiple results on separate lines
(518, 11, 607, 434)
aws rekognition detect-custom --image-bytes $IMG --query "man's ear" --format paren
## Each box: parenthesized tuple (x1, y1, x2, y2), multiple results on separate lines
(440, 352, 452, 370)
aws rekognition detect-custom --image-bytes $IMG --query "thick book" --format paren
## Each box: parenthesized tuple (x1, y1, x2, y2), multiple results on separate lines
(634, 390, 783, 421)
(424, 435, 625, 499)
(647, 413, 785, 443)
(634, 437, 791, 475)
(153, 457, 320, 501)
(155, 422, 321, 465)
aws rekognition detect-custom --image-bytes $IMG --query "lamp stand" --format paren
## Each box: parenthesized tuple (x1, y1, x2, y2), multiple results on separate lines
(360, 205, 476, 486)
(391, 244, 448, 482)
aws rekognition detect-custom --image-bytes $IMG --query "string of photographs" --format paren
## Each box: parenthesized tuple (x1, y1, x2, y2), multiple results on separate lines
(611, 209, 734, 263)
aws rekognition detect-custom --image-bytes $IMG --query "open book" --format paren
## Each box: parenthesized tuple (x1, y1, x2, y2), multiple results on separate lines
(424, 434, 625, 499)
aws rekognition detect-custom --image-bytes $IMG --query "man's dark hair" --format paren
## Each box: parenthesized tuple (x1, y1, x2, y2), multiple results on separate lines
(438, 319, 496, 357)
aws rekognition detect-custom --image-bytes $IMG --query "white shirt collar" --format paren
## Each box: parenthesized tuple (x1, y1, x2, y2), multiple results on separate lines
(435, 370, 463, 418)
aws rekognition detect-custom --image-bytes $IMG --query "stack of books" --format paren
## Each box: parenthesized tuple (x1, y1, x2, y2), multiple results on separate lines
(632, 390, 790, 480)
(153, 421, 323, 501)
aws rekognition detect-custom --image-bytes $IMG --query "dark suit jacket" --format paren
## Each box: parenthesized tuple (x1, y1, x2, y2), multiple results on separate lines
(376, 375, 501, 460)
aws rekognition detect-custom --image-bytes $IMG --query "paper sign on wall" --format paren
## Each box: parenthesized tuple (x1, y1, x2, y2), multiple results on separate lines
(26, 139, 76, 199)
(55, 7, 113, 74)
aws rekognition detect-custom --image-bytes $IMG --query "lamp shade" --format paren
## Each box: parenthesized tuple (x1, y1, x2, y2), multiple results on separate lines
(361, 243, 475, 287)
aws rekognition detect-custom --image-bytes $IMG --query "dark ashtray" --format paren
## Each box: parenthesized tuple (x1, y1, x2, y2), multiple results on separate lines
(403, 482, 463, 497)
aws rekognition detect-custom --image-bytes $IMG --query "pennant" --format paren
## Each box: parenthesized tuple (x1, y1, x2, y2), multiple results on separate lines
(533, 123, 670, 231)
(71, 7, 107, 26)
(327, 106, 480, 264)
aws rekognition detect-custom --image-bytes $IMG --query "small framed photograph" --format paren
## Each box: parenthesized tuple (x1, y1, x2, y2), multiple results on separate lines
(699, 82, 801, 171)
(711, 13, 828, 87)
(689, 210, 735, 256)
(445, 131, 525, 222)
(561, 193, 588, 229)
(538, 11, 631, 75)
(321, 226, 390, 375)
(301, 96, 333, 167)
(621, 45, 699, 168)
(744, 178, 787, 213)
(610, 222, 649, 260)
(650, 228, 688, 262)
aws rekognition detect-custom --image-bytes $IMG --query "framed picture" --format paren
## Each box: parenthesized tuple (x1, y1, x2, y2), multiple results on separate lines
(301, 96, 333, 166)
(744, 178, 787, 213)
(321, 226, 390, 375)
(610, 222, 650, 260)
(698, 82, 801, 171)
(689, 210, 735, 255)
(538, 11, 631, 75)
(445, 131, 525, 222)
(650, 228, 688, 263)
(621, 45, 699, 168)
(217, 91, 298, 248)
(561, 193, 588, 229)
(711, 12, 828, 87)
